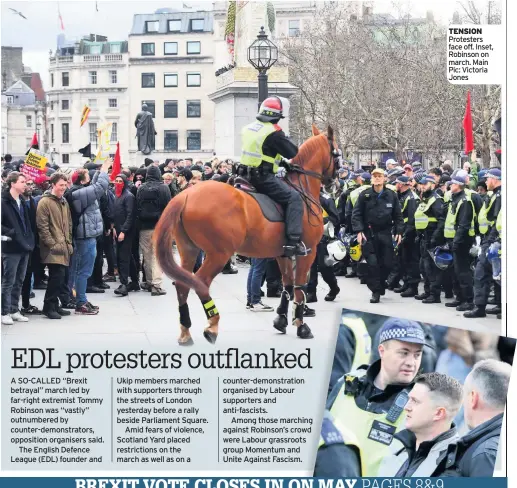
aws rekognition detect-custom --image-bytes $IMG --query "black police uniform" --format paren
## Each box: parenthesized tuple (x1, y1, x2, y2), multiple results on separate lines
(395, 189, 421, 296)
(446, 189, 475, 309)
(307, 191, 340, 301)
(466, 186, 502, 316)
(418, 190, 446, 302)
(352, 186, 404, 300)
(248, 125, 304, 251)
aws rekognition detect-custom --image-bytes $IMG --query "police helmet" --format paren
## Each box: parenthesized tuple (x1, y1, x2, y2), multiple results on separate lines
(348, 236, 362, 262)
(257, 96, 284, 122)
(326, 240, 347, 264)
(428, 246, 453, 270)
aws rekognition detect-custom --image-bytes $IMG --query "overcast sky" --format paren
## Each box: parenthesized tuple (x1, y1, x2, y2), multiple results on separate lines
(1, 0, 496, 90)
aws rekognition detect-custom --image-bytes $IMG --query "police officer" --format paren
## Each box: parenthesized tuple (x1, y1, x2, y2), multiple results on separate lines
(315, 319, 427, 477)
(414, 175, 445, 303)
(465, 168, 502, 318)
(307, 186, 341, 303)
(352, 168, 403, 303)
(393, 175, 420, 297)
(444, 172, 476, 311)
(240, 96, 309, 257)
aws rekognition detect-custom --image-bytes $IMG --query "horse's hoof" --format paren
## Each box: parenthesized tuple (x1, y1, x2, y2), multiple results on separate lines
(203, 330, 218, 344)
(178, 337, 194, 346)
(297, 323, 314, 339)
(273, 314, 288, 334)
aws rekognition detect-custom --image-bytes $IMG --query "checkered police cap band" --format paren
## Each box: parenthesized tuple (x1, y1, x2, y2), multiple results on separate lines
(380, 324, 425, 345)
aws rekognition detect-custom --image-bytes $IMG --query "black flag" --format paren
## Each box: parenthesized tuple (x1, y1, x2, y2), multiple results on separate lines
(78, 142, 92, 159)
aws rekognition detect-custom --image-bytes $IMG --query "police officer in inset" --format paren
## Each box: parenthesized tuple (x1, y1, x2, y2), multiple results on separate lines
(239, 96, 309, 257)
(352, 167, 403, 303)
(443, 172, 476, 311)
(415, 175, 446, 303)
(393, 175, 420, 297)
(315, 319, 427, 477)
(464, 168, 502, 318)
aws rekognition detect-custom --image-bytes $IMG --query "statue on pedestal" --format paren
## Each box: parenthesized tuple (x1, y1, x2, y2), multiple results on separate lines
(134, 104, 156, 155)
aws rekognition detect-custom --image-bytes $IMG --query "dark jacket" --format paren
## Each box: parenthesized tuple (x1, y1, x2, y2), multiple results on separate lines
(136, 165, 172, 230)
(399, 189, 418, 238)
(449, 190, 475, 248)
(352, 186, 404, 235)
(113, 175, 136, 235)
(418, 190, 445, 246)
(1, 189, 35, 253)
(66, 171, 109, 239)
(441, 413, 503, 477)
(485, 186, 502, 245)
(320, 192, 340, 229)
(262, 126, 298, 165)
(338, 181, 358, 228)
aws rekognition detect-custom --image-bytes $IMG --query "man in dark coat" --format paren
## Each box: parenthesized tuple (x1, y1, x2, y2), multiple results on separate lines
(1, 172, 35, 324)
(135, 104, 156, 155)
(112, 174, 138, 296)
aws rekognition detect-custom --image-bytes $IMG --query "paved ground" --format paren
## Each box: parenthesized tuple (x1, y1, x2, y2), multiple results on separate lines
(1, 259, 503, 347)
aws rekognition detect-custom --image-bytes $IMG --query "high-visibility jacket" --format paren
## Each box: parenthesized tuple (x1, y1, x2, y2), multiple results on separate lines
(241, 120, 281, 172)
(400, 190, 420, 224)
(414, 196, 440, 230)
(342, 316, 372, 370)
(478, 192, 499, 234)
(444, 192, 475, 238)
(350, 185, 370, 207)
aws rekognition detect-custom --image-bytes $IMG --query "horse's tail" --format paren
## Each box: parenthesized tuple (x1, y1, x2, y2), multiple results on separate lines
(153, 194, 209, 296)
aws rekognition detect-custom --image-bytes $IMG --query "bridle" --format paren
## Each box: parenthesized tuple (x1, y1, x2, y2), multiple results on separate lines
(284, 136, 340, 226)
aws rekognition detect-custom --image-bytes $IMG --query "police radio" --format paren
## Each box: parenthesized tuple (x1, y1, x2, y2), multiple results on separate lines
(385, 390, 409, 423)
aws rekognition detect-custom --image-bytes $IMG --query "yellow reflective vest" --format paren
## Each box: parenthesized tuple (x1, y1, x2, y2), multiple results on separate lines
(241, 121, 281, 172)
(496, 209, 502, 234)
(414, 196, 440, 230)
(324, 370, 408, 476)
(444, 193, 476, 238)
(400, 190, 420, 224)
(342, 316, 372, 370)
(478, 193, 499, 235)
(350, 185, 370, 207)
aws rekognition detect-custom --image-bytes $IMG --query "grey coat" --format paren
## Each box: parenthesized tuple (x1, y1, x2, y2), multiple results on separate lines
(69, 171, 109, 239)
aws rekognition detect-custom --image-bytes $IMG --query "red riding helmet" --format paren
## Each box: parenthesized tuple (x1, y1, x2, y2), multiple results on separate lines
(257, 96, 284, 122)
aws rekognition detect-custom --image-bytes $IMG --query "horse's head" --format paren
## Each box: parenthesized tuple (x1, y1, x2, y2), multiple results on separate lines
(311, 124, 340, 185)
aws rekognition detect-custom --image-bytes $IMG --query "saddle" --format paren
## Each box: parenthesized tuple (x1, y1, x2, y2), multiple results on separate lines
(234, 177, 284, 223)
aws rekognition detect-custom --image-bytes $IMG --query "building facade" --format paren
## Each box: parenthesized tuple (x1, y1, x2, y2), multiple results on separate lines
(128, 10, 216, 165)
(47, 38, 129, 167)
(1, 80, 46, 160)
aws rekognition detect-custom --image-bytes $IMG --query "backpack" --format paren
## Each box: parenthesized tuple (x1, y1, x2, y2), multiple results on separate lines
(137, 184, 161, 223)
(64, 187, 87, 238)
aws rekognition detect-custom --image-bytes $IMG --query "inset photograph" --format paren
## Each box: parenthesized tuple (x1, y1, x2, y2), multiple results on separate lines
(315, 309, 514, 478)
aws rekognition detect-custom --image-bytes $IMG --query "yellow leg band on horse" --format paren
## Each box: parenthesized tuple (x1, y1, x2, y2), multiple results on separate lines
(203, 300, 215, 310)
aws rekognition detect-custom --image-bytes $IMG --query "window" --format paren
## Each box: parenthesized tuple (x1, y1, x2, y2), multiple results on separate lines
(190, 19, 204, 31)
(51, 73, 54, 87)
(26, 115, 32, 128)
(142, 101, 155, 118)
(164, 100, 178, 118)
(89, 123, 98, 145)
(187, 73, 201, 87)
(62, 123, 70, 143)
(289, 20, 301, 37)
(88, 99, 97, 108)
(62, 154, 70, 164)
(50, 101, 54, 111)
(141, 43, 155, 56)
(62, 72, 69, 86)
(146, 20, 159, 33)
(164, 73, 178, 87)
(187, 130, 201, 150)
(26, 137, 32, 148)
(142, 73, 155, 88)
(89, 71, 97, 84)
(110, 44, 121, 54)
(168, 19, 181, 32)
(90, 45, 102, 54)
(187, 100, 201, 118)
(109, 98, 118, 108)
(109, 70, 118, 83)
(51, 124, 54, 144)
(187, 41, 201, 54)
(61, 99, 69, 110)
(164, 131, 178, 151)
(111, 122, 118, 143)
(164, 42, 178, 55)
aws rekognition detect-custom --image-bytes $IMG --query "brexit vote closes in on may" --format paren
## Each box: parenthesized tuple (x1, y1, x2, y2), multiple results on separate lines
(21, 150, 48, 179)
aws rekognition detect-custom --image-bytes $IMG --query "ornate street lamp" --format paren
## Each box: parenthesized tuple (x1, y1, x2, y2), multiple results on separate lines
(247, 26, 279, 107)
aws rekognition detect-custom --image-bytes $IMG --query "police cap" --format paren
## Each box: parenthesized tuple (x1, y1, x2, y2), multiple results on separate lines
(379, 318, 426, 346)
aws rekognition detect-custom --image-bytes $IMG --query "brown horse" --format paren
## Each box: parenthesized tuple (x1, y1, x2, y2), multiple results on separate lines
(153, 125, 338, 345)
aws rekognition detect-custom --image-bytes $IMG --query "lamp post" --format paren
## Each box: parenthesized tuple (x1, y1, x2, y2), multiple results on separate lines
(247, 26, 279, 108)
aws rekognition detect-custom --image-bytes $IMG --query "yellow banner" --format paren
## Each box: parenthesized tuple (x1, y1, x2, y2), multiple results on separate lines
(94, 122, 113, 162)
(24, 149, 48, 170)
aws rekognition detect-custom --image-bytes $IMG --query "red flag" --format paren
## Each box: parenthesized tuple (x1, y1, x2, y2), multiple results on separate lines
(463, 91, 474, 154)
(25, 132, 39, 155)
(58, 4, 64, 30)
(110, 142, 121, 182)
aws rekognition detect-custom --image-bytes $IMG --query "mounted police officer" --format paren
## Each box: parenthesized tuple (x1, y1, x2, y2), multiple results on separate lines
(315, 319, 427, 477)
(240, 96, 309, 257)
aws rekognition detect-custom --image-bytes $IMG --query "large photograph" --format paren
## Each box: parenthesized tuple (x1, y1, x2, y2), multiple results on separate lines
(315, 309, 514, 478)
